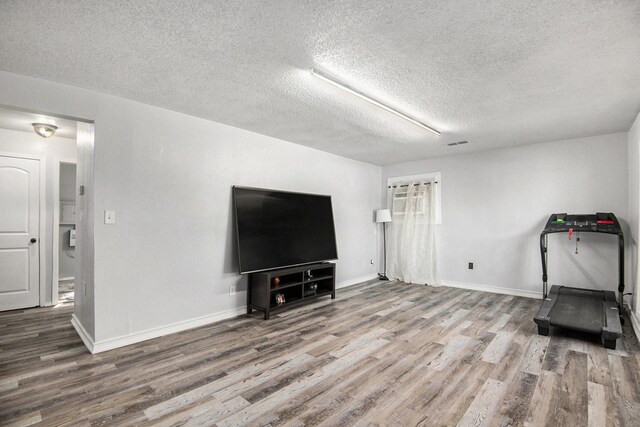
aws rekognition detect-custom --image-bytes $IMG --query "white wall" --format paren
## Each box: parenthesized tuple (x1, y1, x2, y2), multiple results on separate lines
(0, 127, 77, 304)
(60, 163, 76, 200)
(92, 102, 380, 343)
(382, 133, 629, 298)
(59, 163, 76, 279)
(74, 122, 96, 339)
(628, 112, 640, 318)
(0, 71, 381, 348)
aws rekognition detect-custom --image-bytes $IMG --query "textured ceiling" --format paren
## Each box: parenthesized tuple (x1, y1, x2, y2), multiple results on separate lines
(0, 1, 639, 165)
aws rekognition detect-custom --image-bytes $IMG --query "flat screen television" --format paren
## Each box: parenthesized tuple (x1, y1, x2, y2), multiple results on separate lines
(233, 186, 338, 274)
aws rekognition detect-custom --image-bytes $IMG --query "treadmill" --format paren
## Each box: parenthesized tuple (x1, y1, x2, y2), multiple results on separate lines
(533, 212, 624, 349)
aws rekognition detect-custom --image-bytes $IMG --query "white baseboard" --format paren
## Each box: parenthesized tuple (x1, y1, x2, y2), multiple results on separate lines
(71, 314, 95, 353)
(440, 280, 542, 299)
(336, 274, 379, 290)
(72, 306, 247, 354)
(70, 273, 377, 354)
(625, 304, 640, 343)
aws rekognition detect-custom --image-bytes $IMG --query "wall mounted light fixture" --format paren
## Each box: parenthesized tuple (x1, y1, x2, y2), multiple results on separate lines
(311, 68, 441, 136)
(32, 123, 58, 138)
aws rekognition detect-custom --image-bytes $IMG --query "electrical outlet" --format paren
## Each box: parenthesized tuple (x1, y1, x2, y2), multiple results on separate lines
(82, 281, 87, 295)
(229, 285, 236, 296)
(468, 262, 474, 270)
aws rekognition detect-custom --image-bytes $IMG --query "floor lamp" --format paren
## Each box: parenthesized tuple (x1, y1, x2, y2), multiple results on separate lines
(376, 209, 392, 280)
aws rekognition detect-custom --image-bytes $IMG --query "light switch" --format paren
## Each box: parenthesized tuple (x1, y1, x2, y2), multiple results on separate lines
(104, 210, 116, 224)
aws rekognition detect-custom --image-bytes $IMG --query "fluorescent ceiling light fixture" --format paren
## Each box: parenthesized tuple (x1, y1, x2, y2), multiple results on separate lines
(32, 123, 58, 138)
(310, 68, 440, 136)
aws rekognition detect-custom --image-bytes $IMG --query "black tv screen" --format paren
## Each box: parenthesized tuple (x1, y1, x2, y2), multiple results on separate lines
(233, 186, 338, 273)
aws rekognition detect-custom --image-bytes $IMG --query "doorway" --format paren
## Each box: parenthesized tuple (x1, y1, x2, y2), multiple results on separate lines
(0, 107, 86, 311)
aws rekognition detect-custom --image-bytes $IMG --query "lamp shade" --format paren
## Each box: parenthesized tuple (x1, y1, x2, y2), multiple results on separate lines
(376, 209, 392, 223)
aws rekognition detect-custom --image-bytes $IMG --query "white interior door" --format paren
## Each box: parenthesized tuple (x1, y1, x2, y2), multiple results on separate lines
(0, 156, 40, 311)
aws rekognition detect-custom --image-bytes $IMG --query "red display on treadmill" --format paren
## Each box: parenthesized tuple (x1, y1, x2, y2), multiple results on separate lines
(597, 220, 614, 225)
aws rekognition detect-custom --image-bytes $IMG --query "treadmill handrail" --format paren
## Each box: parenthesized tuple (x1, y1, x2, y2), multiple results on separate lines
(541, 229, 623, 236)
(539, 213, 625, 304)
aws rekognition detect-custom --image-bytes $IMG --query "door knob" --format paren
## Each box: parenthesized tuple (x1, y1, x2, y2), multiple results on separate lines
(30, 238, 37, 243)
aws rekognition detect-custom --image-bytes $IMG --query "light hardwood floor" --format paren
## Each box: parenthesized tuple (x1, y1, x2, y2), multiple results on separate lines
(1, 280, 639, 426)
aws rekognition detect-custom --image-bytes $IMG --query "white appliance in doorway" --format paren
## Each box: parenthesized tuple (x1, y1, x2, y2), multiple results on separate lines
(0, 155, 40, 311)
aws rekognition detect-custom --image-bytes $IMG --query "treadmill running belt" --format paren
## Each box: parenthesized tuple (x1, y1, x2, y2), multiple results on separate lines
(548, 293, 603, 334)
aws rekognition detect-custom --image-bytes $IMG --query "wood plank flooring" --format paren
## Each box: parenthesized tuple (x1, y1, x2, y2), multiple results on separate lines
(1, 280, 639, 426)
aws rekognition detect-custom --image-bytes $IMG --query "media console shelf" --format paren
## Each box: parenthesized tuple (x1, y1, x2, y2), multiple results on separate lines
(247, 262, 336, 319)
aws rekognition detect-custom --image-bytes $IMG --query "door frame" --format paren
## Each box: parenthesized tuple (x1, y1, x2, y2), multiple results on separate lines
(52, 157, 77, 305)
(0, 151, 46, 307)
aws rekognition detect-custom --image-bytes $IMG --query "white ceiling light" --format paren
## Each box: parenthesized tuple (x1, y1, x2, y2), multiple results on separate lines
(32, 123, 58, 138)
(310, 69, 441, 136)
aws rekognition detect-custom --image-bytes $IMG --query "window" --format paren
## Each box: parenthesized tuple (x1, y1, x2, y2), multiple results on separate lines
(387, 172, 442, 224)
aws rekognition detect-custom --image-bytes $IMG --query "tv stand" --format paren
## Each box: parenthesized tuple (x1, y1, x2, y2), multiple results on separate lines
(247, 263, 336, 320)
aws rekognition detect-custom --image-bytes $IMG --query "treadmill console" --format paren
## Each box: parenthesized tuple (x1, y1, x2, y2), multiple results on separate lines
(543, 212, 622, 235)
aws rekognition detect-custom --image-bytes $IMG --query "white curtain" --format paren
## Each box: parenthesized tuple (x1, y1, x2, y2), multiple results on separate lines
(386, 180, 438, 285)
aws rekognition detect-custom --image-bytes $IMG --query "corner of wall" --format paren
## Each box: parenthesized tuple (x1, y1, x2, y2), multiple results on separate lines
(71, 314, 95, 354)
(72, 122, 96, 342)
(628, 111, 640, 317)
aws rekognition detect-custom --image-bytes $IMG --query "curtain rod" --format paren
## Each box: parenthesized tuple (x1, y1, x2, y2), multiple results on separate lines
(388, 182, 438, 188)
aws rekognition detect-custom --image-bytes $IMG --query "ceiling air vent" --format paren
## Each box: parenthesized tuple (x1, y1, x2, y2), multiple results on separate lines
(447, 142, 458, 146)
(457, 140, 469, 145)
